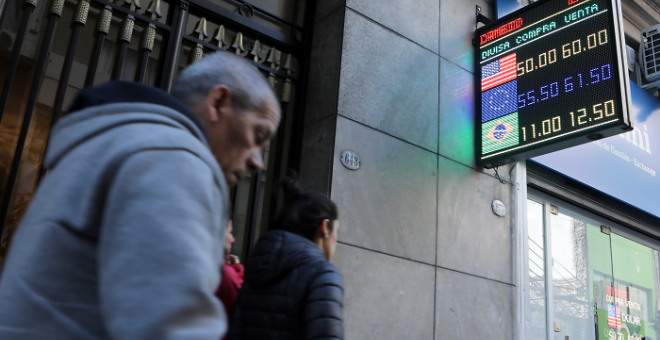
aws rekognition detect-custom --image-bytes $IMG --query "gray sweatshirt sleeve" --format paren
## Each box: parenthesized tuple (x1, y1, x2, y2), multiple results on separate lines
(99, 149, 227, 340)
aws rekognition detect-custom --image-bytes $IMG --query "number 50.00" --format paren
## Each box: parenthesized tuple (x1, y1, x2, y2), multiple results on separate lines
(517, 49, 558, 76)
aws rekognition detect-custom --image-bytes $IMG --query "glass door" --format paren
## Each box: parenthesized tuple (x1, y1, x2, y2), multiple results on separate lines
(527, 191, 660, 340)
(527, 194, 615, 340)
(549, 209, 613, 340)
(527, 200, 549, 340)
(605, 233, 658, 340)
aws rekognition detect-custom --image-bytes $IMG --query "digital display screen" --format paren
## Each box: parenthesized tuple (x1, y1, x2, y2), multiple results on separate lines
(475, 0, 633, 168)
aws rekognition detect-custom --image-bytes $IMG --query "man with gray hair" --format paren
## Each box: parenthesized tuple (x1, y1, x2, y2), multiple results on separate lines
(0, 52, 280, 340)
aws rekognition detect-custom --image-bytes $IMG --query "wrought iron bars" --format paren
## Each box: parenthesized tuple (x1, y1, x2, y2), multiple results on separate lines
(0, 0, 11, 29)
(266, 47, 281, 71)
(213, 24, 227, 50)
(51, 0, 90, 125)
(136, 0, 162, 82)
(37, 0, 91, 181)
(0, 0, 39, 123)
(231, 32, 245, 56)
(112, 0, 140, 79)
(249, 39, 262, 62)
(85, 6, 113, 87)
(160, 0, 189, 92)
(267, 54, 294, 221)
(190, 16, 207, 63)
(231, 0, 303, 39)
(0, 0, 63, 227)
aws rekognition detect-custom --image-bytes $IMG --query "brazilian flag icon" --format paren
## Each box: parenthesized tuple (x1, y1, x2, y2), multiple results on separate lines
(482, 112, 520, 155)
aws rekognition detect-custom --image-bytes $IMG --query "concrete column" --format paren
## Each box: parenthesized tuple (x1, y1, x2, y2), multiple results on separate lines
(299, 0, 515, 338)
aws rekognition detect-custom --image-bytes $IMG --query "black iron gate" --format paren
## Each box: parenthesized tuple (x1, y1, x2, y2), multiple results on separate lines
(0, 0, 314, 268)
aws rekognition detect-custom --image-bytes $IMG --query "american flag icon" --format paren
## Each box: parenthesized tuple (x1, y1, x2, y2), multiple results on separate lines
(481, 53, 517, 92)
(607, 304, 621, 329)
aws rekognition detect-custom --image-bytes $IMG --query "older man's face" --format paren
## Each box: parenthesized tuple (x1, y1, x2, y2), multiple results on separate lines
(204, 87, 280, 186)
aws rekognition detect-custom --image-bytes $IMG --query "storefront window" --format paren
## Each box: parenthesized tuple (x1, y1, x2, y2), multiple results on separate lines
(550, 211, 610, 340)
(606, 234, 657, 340)
(525, 196, 659, 340)
(528, 200, 548, 340)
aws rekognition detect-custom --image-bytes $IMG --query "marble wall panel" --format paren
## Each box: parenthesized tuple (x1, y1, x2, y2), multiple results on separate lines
(347, 0, 439, 53)
(439, 0, 494, 73)
(338, 9, 439, 152)
(438, 58, 476, 168)
(436, 268, 514, 340)
(332, 116, 437, 264)
(436, 156, 513, 283)
(334, 243, 435, 340)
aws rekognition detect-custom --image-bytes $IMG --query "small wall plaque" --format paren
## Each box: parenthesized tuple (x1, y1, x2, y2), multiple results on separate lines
(492, 200, 506, 217)
(340, 151, 360, 170)
(554, 321, 561, 332)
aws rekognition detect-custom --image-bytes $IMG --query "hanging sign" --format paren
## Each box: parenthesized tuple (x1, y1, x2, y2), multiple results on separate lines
(475, 0, 633, 168)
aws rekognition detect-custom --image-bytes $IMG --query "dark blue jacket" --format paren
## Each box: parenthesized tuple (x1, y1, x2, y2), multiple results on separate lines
(228, 230, 343, 340)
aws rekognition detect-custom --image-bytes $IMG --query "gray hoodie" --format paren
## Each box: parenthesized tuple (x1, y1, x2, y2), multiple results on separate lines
(0, 82, 230, 340)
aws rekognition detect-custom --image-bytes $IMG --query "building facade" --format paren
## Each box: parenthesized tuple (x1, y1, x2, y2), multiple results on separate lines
(0, 0, 659, 339)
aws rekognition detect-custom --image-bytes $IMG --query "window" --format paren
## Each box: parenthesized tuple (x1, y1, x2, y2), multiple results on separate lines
(526, 192, 660, 340)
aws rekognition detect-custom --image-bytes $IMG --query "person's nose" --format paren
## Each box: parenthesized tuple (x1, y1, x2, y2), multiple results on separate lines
(247, 149, 263, 172)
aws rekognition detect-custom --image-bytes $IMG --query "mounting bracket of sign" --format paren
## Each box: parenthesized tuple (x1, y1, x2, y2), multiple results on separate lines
(474, 5, 494, 46)
(476, 5, 494, 28)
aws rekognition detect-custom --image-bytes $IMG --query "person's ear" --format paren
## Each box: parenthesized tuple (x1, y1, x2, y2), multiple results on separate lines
(319, 219, 331, 238)
(206, 85, 232, 123)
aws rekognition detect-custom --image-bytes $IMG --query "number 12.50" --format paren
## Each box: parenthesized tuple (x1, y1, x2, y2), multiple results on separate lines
(568, 100, 615, 126)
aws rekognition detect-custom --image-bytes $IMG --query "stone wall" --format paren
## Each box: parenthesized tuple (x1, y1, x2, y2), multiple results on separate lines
(299, 1, 515, 339)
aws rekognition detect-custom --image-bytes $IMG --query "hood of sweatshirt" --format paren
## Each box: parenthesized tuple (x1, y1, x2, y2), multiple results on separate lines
(44, 81, 208, 170)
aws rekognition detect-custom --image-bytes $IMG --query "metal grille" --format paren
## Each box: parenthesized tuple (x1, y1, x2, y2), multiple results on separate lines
(0, 0, 313, 266)
(642, 24, 660, 82)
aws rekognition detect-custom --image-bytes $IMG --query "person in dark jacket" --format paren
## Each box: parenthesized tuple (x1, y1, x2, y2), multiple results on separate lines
(228, 172, 343, 340)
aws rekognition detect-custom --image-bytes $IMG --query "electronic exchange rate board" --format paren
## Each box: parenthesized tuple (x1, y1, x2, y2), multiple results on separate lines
(476, 0, 633, 168)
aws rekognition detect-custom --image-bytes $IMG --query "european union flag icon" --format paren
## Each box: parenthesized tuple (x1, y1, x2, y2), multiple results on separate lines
(482, 80, 517, 123)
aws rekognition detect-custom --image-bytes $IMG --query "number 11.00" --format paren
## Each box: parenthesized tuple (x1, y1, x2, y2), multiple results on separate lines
(522, 116, 561, 141)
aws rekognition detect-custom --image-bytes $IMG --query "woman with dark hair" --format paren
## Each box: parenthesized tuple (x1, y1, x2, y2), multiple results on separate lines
(227, 172, 343, 340)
